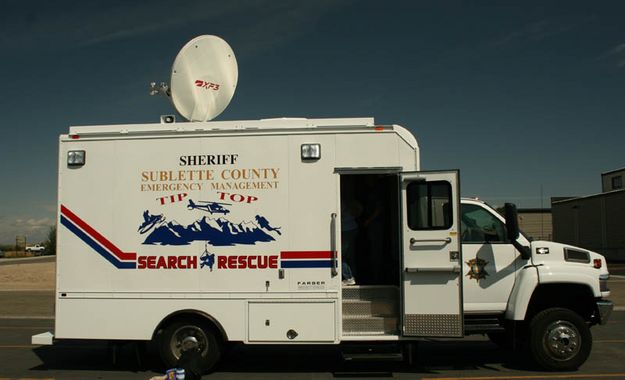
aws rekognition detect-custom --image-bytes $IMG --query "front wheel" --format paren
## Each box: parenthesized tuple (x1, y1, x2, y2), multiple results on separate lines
(158, 318, 222, 373)
(529, 308, 591, 371)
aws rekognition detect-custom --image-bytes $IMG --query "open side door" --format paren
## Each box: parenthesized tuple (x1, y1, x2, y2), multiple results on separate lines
(401, 170, 463, 337)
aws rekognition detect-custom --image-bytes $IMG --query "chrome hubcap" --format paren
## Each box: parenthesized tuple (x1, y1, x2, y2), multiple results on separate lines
(543, 320, 580, 361)
(170, 325, 208, 360)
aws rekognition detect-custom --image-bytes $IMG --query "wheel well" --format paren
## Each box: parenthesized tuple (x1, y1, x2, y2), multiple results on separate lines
(525, 283, 595, 322)
(153, 310, 228, 343)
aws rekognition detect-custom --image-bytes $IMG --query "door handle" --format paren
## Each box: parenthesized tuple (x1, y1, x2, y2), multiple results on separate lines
(330, 213, 338, 277)
(410, 237, 451, 245)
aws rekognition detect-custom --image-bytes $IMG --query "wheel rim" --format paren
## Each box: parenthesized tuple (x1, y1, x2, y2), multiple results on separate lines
(542, 320, 581, 361)
(170, 325, 209, 360)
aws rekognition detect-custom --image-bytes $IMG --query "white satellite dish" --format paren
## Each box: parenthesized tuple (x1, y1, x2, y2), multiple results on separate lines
(169, 35, 238, 122)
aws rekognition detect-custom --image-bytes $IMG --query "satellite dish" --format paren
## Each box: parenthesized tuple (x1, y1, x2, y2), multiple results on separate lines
(169, 35, 238, 122)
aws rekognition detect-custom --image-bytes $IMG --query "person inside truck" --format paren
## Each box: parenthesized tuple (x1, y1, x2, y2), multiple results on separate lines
(341, 198, 361, 286)
(361, 176, 385, 283)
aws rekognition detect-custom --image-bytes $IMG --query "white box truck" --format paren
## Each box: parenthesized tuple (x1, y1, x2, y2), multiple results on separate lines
(33, 116, 612, 372)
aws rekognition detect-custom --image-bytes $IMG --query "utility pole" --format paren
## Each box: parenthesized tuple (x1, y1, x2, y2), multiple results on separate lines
(540, 183, 545, 240)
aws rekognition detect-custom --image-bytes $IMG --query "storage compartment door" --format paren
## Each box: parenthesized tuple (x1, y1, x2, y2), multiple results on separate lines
(248, 302, 336, 342)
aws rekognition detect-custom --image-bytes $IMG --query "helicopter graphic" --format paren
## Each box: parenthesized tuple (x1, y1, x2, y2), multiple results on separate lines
(187, 199, 231, 215)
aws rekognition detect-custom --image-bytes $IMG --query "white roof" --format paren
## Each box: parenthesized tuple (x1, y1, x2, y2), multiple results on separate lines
(69, 117, 375, 136)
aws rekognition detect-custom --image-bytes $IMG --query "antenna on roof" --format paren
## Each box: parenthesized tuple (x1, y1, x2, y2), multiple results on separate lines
(149, 35, 238, 122)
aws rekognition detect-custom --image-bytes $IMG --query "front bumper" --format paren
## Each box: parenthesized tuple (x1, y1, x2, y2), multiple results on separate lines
(596, 299, 614, 325)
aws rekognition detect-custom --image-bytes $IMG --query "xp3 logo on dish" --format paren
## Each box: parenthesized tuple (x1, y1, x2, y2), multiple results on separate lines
(194, 80, 220, 91)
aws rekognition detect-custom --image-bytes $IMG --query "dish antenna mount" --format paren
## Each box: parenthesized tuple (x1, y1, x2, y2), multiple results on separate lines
(150, 35, 238, 122)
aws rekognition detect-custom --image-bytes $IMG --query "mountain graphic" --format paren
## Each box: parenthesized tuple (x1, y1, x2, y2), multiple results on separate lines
(140, 211, 281, 246)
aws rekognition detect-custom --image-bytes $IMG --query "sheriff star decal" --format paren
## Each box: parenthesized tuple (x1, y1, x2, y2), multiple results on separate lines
(466, 257, 489, 282)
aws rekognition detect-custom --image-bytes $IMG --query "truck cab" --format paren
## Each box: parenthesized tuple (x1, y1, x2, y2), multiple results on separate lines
(459, 197, 611, 329)
(340, 173, 612, 371)
(458, 197, 612, 369)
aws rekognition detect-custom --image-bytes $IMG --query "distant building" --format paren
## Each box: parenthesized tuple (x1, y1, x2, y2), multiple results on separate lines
(602, 167, 625, 192)
(518, 208, 552, 241)
(552, 168, 625, 262)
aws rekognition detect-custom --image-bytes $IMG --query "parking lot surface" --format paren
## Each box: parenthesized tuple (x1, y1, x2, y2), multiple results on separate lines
(1, 258, 624, 379)
(0, 298, 624, 379)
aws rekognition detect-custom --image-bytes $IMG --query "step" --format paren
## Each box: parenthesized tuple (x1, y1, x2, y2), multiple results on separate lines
(342, 285, 399, 301)
(464, 324, 505, 333)
(341, 343, 404, 361)
(342, 299, 397, 318)
(342, 316, 399, 336)
(463, 317, 505, 333)
(342, 352, 404, 362)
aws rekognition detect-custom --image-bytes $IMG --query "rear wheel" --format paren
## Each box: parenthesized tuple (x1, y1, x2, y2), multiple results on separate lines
(158, 318, 221, 373)
(529, 308, 591, 371)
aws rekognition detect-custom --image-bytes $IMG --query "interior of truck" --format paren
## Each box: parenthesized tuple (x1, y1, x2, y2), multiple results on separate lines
(340, 173, 401, 286)
(340, 173, 401, 336)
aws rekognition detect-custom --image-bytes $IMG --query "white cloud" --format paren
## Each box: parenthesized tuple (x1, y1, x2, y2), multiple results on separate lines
(0, 0, 351, 57)
(0, 216, 54, 244)
(599, 43, 625, 68)
(491, 19, 578, 48)
(225, 1, 351, 58)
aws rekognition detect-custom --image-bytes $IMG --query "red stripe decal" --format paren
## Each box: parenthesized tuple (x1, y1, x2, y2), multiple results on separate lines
(61, 205, 136, 261)
(280, 251, 333, 259)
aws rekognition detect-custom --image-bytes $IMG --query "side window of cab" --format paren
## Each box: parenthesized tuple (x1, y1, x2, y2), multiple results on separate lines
(460, 204, 507, 244)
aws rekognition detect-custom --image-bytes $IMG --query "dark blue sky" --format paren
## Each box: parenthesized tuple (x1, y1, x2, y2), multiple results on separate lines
(1, 1, 624, 243)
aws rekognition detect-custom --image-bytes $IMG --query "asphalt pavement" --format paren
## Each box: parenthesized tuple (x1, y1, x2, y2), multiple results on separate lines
(0, 255, 55, 266)
(0, 258, 624, 379)
(0, 300, 624, 379)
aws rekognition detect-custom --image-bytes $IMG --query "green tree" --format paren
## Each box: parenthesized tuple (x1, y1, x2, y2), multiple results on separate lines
(44, 225, 57, 256)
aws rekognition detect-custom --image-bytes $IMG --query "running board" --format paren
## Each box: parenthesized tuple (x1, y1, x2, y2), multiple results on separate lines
(463, 317, 505, 333)
(341, 344, 404, 362)
(342, 352, 404, 362)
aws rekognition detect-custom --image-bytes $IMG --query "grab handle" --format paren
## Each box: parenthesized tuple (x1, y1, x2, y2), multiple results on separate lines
(410, 237, 451, 245)
(330, 212, 338, 277)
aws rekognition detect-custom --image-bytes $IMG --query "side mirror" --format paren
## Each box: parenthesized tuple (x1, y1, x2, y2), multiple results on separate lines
(504, 203, 531, 260)
(504, 203, 520, 240)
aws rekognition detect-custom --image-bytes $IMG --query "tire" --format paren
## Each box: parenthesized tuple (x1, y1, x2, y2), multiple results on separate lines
(158, 318, 222, 373)
(528, 308, 591, 371)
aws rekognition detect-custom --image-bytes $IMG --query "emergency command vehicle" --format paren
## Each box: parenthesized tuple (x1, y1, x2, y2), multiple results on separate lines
(33, 116, 613, 372)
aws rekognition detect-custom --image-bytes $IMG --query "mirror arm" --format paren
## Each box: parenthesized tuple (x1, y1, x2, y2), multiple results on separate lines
(511, 239, 531, 260)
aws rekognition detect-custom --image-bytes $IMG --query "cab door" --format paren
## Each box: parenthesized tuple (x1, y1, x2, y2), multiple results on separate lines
(401, 171, 463, 337)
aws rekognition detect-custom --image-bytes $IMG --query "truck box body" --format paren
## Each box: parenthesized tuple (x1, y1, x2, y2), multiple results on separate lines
(48, 116, 614, 371)
(56, 118, 419, 342)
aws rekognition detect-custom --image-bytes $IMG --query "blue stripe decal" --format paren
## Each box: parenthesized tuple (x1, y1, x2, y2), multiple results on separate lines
(60, 215, 136, 269)
(280, 260, 332, 268)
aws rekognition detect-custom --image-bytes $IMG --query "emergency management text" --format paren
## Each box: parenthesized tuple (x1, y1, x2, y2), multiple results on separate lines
(141, 183, 203, 192)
